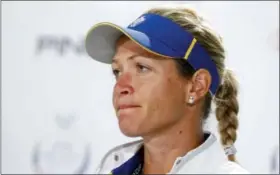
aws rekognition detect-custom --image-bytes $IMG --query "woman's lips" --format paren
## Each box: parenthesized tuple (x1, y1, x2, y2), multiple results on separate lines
(117, 104, 141, 118)
(118, 104, 141, 110)
(116, 103, 141, 119)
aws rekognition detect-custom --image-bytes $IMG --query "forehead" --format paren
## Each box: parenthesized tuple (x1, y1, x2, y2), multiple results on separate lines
(114, 35, 161, 59)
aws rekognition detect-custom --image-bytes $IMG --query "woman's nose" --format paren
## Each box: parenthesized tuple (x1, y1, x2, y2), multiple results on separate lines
(115, 72, 134, 96)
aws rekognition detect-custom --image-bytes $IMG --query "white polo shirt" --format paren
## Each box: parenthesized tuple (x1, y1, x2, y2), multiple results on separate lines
(95, 132, 249, 174)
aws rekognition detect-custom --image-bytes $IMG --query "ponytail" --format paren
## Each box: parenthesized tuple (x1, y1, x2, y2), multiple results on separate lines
(214, 69, 239, 162)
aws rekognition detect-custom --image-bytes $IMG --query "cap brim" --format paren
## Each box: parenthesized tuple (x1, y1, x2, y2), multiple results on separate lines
(85, 22, 174, 63)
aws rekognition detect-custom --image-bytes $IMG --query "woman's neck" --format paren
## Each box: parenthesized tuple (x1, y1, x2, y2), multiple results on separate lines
(142, 119, 204, 174)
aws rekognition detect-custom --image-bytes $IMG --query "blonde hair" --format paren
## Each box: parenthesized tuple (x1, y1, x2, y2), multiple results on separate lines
(145, 7, 239, 162)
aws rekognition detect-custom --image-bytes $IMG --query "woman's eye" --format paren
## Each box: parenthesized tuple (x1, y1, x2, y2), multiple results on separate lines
(112, 69, 120, 77)
(136, 63, 150, 73)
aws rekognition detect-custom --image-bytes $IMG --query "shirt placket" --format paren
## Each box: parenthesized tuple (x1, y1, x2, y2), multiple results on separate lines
(167, 157, 183, 174)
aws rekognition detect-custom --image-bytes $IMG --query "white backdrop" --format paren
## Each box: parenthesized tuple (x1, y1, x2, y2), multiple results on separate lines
(2, 1, 279, 174)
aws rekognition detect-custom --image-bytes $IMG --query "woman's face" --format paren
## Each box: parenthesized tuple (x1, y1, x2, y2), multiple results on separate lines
(112, 36, 189, 137)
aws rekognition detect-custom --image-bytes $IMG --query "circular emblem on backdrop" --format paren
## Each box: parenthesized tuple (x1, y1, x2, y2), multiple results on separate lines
(31, 114, 91, 174)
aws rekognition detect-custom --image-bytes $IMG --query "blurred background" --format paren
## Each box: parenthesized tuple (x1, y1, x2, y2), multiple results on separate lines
(1, 1, 279, 174)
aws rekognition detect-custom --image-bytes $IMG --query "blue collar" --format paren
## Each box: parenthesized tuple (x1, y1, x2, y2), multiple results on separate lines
(111, 133, 211, 175)
(112, 146, 144, 175)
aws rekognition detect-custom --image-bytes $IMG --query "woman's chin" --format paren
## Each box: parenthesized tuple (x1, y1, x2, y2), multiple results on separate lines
(121, 129, 141, 137)
(118, 120, 142, 137)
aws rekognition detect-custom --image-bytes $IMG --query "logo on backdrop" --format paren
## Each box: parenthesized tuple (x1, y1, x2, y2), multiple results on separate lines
(35, 36, 86, 56)
(31, 114, 91, 174)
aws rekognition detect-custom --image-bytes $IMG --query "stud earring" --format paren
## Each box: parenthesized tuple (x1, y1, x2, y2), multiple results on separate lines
(188, 96, 194, 104)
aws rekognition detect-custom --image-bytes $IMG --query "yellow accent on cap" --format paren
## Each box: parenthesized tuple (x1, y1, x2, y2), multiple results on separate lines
(184, 38, 197, 60)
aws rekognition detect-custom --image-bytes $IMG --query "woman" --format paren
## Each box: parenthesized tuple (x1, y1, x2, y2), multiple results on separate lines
(85, 6, 249, 174)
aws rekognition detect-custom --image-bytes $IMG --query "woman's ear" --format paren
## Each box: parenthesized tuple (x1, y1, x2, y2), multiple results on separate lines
(186, 69, 212, 104)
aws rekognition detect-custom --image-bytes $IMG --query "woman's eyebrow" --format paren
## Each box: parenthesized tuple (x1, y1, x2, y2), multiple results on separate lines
(112, 54, 142, 64)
